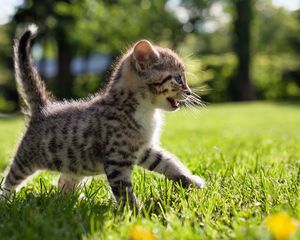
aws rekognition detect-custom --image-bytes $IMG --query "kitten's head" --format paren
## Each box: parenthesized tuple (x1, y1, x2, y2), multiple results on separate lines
(130, 40, 191, 111)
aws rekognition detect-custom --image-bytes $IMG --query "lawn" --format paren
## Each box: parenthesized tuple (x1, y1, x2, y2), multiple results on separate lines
(0, 102, 299, 240)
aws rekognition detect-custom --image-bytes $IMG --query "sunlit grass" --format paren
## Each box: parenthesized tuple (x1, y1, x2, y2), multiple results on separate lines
(0, 102, 299, 239)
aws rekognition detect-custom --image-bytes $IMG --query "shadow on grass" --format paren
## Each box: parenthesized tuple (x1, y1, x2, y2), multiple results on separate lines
(0, 188, 115, 240)
(0, 112, 23, 121)
(271, 100, 300, 108)
(0, 175, 200, 239)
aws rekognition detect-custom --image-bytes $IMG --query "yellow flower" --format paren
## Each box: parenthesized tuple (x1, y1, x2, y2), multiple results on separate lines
(130, 226, 157, 240)
(265, 213, 299, 240)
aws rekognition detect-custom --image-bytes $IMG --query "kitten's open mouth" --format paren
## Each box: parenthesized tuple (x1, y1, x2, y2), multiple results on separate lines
(167, 97, 179, 109)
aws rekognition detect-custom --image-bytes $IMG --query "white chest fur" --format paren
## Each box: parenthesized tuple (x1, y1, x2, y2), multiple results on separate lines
(134, 101, 163, 148)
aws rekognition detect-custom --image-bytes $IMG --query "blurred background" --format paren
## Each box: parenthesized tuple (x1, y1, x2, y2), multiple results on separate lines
(0, 0, 299, 113)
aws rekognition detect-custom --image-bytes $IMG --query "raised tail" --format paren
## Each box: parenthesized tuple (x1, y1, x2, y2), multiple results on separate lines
(14, 24, 49, 115)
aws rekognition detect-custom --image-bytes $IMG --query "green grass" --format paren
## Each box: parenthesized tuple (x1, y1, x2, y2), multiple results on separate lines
(0, 102, 299, 239)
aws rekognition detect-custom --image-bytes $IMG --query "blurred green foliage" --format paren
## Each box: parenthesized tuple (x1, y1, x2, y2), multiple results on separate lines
(0, 0, 299, 113)
(252, 54, 300, 100)
(73, 73, 105, 98)
(189, 53, 300, 102)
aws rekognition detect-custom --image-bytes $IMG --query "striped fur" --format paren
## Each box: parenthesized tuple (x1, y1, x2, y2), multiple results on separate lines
(13, 24, 50, 116)
(0, 27, 205, 205)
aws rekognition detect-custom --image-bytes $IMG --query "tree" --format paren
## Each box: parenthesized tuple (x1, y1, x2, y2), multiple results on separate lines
(229, 0, 256, 101)
(13, 0, 78, 99)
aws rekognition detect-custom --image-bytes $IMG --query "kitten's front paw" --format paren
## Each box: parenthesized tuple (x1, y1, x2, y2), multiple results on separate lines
(190, 175, 205, 189)
(175, 175, 205, 189)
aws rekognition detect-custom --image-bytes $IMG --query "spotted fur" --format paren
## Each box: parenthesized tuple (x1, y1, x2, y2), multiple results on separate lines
(0, 26, 205, 206)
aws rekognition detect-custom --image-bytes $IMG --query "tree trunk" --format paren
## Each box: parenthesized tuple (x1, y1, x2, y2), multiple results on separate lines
(230, 0, 256, 101)
(54, 40, 74, 99)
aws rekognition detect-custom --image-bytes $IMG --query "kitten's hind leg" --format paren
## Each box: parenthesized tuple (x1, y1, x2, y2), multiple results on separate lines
(1, 155, 36, 200)
(58, 174, 82, 193)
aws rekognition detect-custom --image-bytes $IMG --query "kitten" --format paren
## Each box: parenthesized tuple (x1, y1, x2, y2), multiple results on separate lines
(0, 25, 204, 206)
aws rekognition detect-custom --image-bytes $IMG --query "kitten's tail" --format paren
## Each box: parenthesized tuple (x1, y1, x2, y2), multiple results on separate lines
(14, 24, 49, 115)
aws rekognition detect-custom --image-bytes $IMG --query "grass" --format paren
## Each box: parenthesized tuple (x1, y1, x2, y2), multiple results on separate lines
(0, 102, 299, 239)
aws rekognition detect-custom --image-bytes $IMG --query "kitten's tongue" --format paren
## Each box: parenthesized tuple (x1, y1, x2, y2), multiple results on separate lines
(167, 97, 179, 108)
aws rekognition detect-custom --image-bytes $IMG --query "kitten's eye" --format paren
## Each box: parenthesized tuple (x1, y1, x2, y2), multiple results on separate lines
(174, 75, 182, 84)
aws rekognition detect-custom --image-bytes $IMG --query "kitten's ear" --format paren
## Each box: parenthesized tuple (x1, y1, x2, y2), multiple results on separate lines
(133, 40, 159, 71)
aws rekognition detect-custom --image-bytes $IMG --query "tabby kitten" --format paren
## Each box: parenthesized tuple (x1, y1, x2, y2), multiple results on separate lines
(0, 25, 204, 206)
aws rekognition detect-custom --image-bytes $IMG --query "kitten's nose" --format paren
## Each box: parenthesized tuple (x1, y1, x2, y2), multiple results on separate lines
(184, 89, 191, 95)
